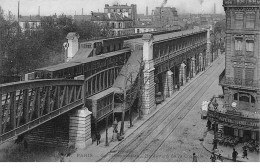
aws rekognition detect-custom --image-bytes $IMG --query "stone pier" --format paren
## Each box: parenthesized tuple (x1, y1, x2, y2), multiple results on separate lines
(142, 34, 156, 115)
(69, 108, 92, 149)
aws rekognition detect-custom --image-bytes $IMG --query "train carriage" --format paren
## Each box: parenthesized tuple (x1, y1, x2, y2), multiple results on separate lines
(29, 47, 131, 80)
(34, 62, 82, 79)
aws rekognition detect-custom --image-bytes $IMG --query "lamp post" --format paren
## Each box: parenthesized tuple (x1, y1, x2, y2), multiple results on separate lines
(105, 116, 109, 146)
(212, 97, 219, 150)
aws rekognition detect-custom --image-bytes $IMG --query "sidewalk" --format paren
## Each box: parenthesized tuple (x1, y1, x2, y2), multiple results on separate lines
(202, 130, 260, 162)
(65, 58, 219, 162)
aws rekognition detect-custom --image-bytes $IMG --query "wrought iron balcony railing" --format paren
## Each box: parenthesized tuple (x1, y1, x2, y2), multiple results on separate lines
(223, 0, 260, 6)
(208, 109, 260, 129)
(219, 71, 259, 90)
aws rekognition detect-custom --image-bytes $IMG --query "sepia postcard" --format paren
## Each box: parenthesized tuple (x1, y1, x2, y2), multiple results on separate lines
(0, 0, 259, 165)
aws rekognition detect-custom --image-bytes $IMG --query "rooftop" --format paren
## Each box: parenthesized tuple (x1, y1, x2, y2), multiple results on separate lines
(125, 29, 207, 44)
(113, 50, 143, 90)
(87, 87, 115, 100)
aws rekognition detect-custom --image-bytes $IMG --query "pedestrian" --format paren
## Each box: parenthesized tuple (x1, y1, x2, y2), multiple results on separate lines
(192, 153, 198, 162)
(232, 148, 238, 162)
(210, 152, 216, 162)
(60, 153, 65, 162)
(113, 118, 118, 132)
(96, 132, 101, 145)
(242, 148, 248, 160)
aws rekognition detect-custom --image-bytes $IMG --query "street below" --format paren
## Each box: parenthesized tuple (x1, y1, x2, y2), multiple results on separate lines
(99, 54, 225, 162)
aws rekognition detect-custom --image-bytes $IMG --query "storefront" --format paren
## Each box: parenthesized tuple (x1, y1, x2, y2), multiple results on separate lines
(208, 110, 260, 142)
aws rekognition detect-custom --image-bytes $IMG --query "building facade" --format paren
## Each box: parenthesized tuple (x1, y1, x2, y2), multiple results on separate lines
(216, 0, 260, 141)
(19, 15, 42, 33)
(134, 25, 160, 34)
(153, 7, 179, 30)
(104, 4, 137, 25)
(91, 12, 134, 36)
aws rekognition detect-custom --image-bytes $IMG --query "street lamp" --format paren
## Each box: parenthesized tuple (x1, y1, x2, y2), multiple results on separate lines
(212, 97, 219, 150)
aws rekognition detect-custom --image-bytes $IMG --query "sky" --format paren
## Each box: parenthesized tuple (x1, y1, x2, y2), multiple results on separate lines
(1, 0, 225, 17)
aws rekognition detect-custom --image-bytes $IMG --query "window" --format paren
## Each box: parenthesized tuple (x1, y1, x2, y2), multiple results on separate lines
(246, 40, 254, 52)
(239, 94, 249, 103)
(137, 29, 140, 33)
(251, 96, 255, 104)
(246, 12, 255, 29)
(234, 129, 239, 137)
(235, 39, 243, 51)
(245, 68, 254, 86)
(235, 12, 244, 29)
(252, 132, 256, 140)
(234, 93, 238, 101)
(234, 67, 243, 84)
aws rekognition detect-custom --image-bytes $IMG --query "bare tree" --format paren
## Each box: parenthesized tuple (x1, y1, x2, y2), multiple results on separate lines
(115, 58, 151, 135)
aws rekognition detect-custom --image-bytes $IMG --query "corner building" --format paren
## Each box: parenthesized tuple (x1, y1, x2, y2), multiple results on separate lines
(218, 0, 260, 141)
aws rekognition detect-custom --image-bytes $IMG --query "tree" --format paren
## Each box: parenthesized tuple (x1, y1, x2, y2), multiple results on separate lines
(115, 57, 151, 135)
(0, 8, 117, 80)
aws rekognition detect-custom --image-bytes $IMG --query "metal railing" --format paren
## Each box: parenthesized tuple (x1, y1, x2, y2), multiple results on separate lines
(0, 79, 84, 144)
(223, 0, 260, 6)
(207, 109, 260, 128)
(219, 71, 259, 90)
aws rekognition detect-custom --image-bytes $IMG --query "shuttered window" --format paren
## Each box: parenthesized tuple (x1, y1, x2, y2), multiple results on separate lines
(245, 68, 254, 79)
(246, 41, 254, 51)
(235, 39, 243, 51)
(235, 12, 244, 29)
(234, 67, 243, 79)
(246, 13, 255, 29)
(245, 68, 254, 86)
(234, 67, 243, 85)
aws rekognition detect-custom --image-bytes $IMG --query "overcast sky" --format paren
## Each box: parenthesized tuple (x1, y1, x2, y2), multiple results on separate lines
(1, 0, 225, 17)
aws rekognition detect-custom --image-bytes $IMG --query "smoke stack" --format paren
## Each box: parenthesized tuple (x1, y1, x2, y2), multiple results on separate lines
(214, 3, 216, 14)
(38, 6, 40, 16)
(18, 1, 20, 20)
(161, 0, 167, 7)
(146, 6, 148, 16)
(82, 8, 83, 15)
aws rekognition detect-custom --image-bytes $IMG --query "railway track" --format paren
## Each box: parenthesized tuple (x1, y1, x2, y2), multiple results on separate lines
(98, 55, 224, 162)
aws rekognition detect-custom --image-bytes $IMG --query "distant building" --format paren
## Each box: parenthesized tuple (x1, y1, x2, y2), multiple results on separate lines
(19, 15, 41, 32)
(91, 12, 134, 36)
(18, 15, 57, 34)
(104, 3, 137, 25)
(153, 7, 179, 29)
(134, 25, 160, 34)
(73, 15, 92, 22)
(137, 14, 153, 25)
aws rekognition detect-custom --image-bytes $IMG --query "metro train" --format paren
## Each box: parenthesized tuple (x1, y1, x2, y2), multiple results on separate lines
(25, 29, 181, 81)
(26, 48, 131, 80)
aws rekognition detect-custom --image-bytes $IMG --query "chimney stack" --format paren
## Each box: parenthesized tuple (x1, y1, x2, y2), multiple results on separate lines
(146, 6, 148, 16)
(66, 32, 80, 61)
(82, 8, 83, 15)
(18, 1, 20, 20)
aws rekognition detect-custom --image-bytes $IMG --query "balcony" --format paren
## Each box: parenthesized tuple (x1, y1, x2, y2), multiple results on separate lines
(219, 70, 259, 90)
(208, 109, 260, 130)
(208, 96, 259, 131)
(223, 0, 260, 6)
(235, 50, 243, 56)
